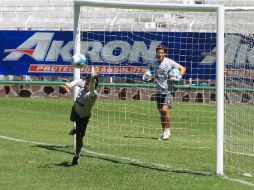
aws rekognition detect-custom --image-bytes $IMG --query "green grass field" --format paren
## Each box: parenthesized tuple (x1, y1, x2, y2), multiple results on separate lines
(0, 97, 253, 190)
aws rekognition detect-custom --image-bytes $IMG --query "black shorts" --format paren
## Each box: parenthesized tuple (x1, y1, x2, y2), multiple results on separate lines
(70, 106, 90, 137)
(156, 93, 173, 110)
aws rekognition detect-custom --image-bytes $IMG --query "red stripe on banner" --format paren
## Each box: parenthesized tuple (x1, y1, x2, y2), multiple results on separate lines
(5, 49, 34, 56)
(15, 49, 34, 56)
(28, 65, 147, 74)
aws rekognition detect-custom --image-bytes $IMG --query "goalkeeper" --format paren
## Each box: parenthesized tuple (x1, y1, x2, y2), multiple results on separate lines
(62, 67, 99, 165)
(144, 45, 186, 140)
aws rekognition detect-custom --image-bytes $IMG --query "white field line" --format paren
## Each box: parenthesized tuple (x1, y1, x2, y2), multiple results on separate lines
(0, 134, 210, 176)
(222, 176, 254, 187)
(83, 149, 211, 175)
(1, 134, 254, 187)
(226, 150, 254, 157)
(0, 135, 65, 147)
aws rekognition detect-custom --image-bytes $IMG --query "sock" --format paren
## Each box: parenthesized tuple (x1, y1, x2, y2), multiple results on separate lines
(160, 128, 165, 137)
(164, 128, 171, 137)
(74, 153, 80, 158)
(168, 128, 171, 136)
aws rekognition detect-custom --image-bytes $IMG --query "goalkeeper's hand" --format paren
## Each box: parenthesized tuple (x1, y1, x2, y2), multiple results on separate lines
(91, 66, 99, 77)
(169, 74, 182, 82)
(60, 83, 72, 93)
(143, 74, 154, 83)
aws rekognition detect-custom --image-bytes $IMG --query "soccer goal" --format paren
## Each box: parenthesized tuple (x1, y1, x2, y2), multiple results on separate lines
(73, 0, 254, 182)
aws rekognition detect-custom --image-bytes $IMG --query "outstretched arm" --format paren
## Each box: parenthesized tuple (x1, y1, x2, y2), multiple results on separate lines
(61, 79, 82, 93)
(89, 66, 98, 97)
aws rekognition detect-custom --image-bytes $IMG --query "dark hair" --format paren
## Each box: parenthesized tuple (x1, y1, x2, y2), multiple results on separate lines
(156, 45, 167, 53)
(85, 76, 99, 88)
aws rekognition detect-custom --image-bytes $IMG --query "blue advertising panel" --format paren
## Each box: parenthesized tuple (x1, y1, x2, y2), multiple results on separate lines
(0, 30, 219, 79)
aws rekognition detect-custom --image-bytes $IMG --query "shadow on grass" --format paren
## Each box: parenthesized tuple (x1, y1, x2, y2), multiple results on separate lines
(55, 161, 74, 167)
(35, 144, 212, 176)
(123, 135, 159, 140)
(36, 145, 75, 168)
(40, 161, 74, 168)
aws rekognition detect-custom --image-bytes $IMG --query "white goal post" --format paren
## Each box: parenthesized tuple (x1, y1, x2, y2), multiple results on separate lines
(73, 0, 225, 176)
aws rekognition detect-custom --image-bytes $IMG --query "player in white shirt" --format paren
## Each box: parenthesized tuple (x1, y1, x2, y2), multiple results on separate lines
(62, 67, 99, 165)
(148, 45, 186, 140)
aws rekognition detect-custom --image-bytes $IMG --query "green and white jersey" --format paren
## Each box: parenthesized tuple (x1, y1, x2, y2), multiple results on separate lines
(151, 57, 179, 94)
(69, 79, 98, 118)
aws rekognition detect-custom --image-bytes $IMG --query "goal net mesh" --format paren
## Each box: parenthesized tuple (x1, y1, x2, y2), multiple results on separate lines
(224, 10, 254, 181)
(76, 3, 254, 180)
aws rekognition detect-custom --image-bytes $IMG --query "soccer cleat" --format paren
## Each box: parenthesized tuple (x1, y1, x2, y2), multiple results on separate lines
(71, 156, 79, 165)
(69, 128, 76, 135)
(162, 134, 171, 140)
(162, 128, 171, 140)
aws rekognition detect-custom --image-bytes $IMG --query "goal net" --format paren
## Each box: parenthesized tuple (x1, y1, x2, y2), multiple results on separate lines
(224, 8, 254, 182)
(74, 0, 253, 182)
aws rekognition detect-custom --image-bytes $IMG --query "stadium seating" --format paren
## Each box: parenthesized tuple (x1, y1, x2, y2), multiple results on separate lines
(0, 0, 73, 30)
(0, 0, 189, 30)
(1, 0, 253, 31)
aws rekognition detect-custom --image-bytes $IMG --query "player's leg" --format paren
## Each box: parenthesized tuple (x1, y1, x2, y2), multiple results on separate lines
(72, 136, 82, 165)
(72, 116, 90, 165)
(159, 109, 167, 136)
(69, 106, 77, 135)
(161, 104, 171, 140)
(157, 94, 166, 137)
(161, 94, 173, 140)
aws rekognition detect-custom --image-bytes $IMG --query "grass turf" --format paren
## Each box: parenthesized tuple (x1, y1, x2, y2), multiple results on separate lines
(0, 97, 253, 190)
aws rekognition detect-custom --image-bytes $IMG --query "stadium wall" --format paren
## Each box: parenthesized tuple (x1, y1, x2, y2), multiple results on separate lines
(0, 30, 253, 104)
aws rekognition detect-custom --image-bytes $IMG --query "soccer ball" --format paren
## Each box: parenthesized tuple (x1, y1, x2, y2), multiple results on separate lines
(71, 54, 87, 68)
(168, 67, 182, 81)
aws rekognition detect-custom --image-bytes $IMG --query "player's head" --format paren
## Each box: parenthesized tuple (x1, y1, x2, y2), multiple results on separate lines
(156, 45, 167, 61)
(84, 76, 99, 92)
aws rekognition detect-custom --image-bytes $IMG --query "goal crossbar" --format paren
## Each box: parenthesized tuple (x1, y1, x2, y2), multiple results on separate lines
(74, 0, 221, 12)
